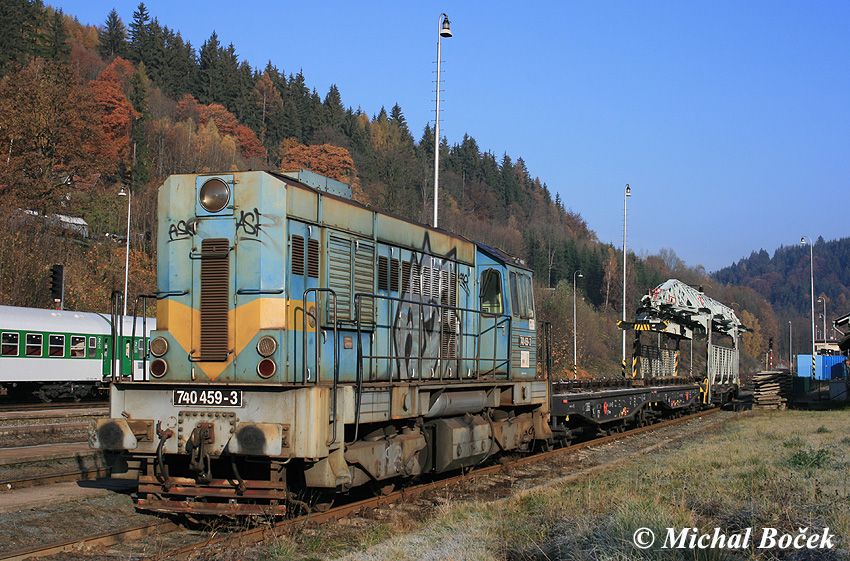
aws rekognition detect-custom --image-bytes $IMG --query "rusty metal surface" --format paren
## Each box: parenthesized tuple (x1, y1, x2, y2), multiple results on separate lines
(149, 407, 722, 560)
(138, 498, 287, 516)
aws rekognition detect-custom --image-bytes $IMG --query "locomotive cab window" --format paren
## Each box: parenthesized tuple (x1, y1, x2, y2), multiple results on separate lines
(49, 335, 65, 357)
(519, 274, 534, 319)
(480, 268, 503, 315)
(26, 333, 42, 356)
(1, 332, 19, 356)
(510, 272, 520, 316)
(70, 336, 86, 358)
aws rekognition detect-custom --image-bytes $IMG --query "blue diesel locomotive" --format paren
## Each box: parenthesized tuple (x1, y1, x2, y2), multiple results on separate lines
(93, 170, 554, 515)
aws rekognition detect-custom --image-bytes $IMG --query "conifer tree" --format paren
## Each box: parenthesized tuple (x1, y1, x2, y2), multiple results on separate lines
(97, 8, 127, 59)
(0, 0, 48, 76)
(128, 2, 150, 63)
(45, 9, 69, 62)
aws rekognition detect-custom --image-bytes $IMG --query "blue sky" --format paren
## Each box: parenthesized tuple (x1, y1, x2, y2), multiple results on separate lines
(52, 1, 850, 271)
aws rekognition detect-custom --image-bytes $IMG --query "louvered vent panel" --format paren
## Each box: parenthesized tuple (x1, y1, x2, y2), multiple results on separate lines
(422, 265, 431, 297)
(390, 258, 400, 292)
(327, 236, 352, 321)
(200, 238, 229, 361)
(440, 269, 458, 360)
(291, 235, 305, 275)
(377, 256, 389, 290)
(354, 241, 375, 323)
(401, 261, 412, 295)
(307, 238, 320, 278)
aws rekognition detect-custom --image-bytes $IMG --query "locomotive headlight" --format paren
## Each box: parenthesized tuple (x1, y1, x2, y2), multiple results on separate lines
(257, 358, 276, 378)
(257, 335, 277, 357)
(199, 177, 231, 212)
(150, 337, 168, 357)
(150, 358, 168, 378)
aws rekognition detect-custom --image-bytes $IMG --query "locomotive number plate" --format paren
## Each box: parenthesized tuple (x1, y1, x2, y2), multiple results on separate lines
(172, 389, 243, 407)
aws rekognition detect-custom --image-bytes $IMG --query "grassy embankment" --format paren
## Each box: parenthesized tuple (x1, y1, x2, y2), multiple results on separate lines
(264, 409, 850, 561)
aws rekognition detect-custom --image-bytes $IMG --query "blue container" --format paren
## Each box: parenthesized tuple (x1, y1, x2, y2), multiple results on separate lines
(797, 355, 847, 380)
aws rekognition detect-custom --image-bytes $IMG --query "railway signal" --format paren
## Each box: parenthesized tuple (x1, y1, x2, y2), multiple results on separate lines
(49, 264, 64, 310)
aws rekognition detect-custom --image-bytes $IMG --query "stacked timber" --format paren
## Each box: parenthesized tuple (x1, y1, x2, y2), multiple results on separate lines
(752, 370, 792, 409)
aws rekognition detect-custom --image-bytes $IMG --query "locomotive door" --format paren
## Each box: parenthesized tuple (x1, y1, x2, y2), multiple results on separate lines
(477, 260, 509, 377)
(287, 221, 320, 383)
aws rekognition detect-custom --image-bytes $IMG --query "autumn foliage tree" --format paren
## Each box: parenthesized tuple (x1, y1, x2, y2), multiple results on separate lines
(176, 94, 266, 162)
(0, 59, 106, 208)
(90, 57, 138, 176)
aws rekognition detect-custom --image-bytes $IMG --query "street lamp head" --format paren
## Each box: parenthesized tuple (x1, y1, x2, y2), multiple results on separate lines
(578, 273, 583, 278)
(800, 236, 807, 245)
(439, 14, 452, 38)
(118, 186, 128, 197)
(625, 184, 631, 197)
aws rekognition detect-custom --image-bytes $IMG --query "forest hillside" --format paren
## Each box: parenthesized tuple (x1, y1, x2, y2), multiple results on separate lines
(0, 1, 785, 377)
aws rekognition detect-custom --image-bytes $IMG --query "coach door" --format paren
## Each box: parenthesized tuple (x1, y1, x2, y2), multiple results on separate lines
(477, 262, 509, 377)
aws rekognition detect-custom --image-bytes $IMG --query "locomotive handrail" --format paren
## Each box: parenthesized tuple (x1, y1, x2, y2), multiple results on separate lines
(154, 289, 189, 299)
(301, 288, 340, 446)
(351, 292, 512, 382)
(109, 290, 122, 383)
(130, 294, 157, 381)
(188, 247, 233, 260)
(236, 288, 285, 295)
(188, 350, 231, 363)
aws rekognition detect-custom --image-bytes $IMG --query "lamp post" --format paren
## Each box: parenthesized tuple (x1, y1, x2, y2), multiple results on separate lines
(800, 237, 815, 378)
(817, 296, 827, 341)
(573, 270, 583, 379)
(622, 184, 631, 377)
(118, 186, 132, 316)
(432, 13, 452, 229)
(788, 320, 792, 373)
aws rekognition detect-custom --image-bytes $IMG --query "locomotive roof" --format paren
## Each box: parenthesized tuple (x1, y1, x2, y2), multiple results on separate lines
(476, 242, 531, 271)
(266, 171, 529, 270)
(165, 170, 529, 270)
(0, 305, 156, 335)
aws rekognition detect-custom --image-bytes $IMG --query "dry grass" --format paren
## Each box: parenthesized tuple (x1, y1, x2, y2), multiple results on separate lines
(265, 410, 850, 561)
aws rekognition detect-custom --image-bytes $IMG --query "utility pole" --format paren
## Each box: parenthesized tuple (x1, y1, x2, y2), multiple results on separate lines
(432, 13, 452, 228)
(622, 184, 631, 377)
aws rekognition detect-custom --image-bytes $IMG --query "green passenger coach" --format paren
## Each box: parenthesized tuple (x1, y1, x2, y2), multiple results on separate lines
(0, 305, 156, 401)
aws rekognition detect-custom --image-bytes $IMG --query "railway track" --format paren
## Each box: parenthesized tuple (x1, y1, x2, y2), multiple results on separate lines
(152, 407, 723, 560)
(1, 467, 110, 491)
(0, 401, 108, 414)
(0, 407, 722, 561)
(0, 520, 178, 561)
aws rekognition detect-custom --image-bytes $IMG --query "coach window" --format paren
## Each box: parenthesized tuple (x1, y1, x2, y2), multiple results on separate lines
(88, 336, 97, 358)
(1, 333, 19, 356)
(26, 333, 42, 357)
(71, 336, 86, 358)
(49, 335, 65, 357)
(480, 269, 503, 315)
